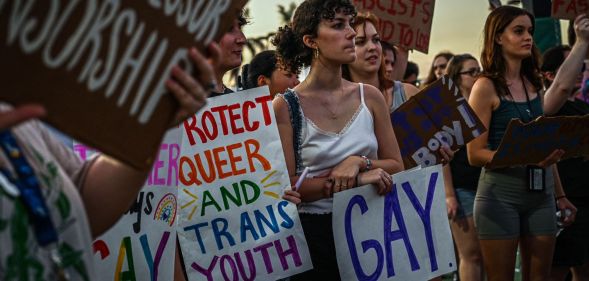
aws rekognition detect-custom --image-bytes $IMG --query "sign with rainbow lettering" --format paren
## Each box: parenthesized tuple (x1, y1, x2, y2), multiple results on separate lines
(83, 129, 181, 281)
(177, 87, 312, 280)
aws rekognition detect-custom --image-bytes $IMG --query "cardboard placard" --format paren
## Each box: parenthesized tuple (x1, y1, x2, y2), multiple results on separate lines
(0, 0, 247, 169)
(391, 76, 487, 169)
(552, 0, 589, 20)
(75, 129, 180, 281)
(333, 165, 456, 281)
(352, 0, 435, 53)
(177, 87, 312, 281)
(487, 115, 589, 169)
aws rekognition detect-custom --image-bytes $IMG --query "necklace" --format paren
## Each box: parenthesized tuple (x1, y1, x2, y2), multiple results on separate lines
(320, 84, 345, 120)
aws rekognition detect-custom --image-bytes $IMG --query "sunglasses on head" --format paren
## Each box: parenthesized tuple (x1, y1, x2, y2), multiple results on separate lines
(459, 67, 481, 77)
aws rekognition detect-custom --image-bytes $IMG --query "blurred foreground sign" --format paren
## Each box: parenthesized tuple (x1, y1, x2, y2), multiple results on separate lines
(0, 0, 247, 169)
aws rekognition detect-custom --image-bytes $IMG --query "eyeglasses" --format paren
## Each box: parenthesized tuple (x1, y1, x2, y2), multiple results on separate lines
(459, 68, 481, 77)
(433, 63, 447, 71)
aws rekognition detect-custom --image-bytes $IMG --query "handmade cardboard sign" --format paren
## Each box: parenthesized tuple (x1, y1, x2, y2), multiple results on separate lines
(73, 129, 180, 281)
(0, 0, 247, 169)
(177, 87, 312, 281)
(487, 115, 589, 169)
(352, 0, 435, 53)
(552, 0, 589, 19)
(333, 165, 456, 281)
(391, 76, 486, 169)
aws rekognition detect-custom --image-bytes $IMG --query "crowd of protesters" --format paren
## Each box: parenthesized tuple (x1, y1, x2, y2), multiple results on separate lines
(2, 0, 589, 280)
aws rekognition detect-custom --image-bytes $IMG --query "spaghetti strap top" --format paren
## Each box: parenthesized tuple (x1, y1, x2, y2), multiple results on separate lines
(390, 80, 407, 113)
(298, 83, 379, 214)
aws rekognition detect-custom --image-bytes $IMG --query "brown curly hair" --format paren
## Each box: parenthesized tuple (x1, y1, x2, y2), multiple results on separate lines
(272, 0, 356, 74)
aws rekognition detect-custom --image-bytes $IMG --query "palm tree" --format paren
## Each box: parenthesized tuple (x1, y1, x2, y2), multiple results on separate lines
(229, 2, 298, 88)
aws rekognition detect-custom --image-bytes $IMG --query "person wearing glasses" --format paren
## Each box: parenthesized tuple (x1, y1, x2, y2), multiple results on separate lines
(443, 54, 484, 281)
(422, 51, 454, 87)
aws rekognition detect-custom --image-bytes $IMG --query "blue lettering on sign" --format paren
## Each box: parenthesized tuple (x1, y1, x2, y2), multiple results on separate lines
(401, 172, 439, 272)
(384, 185, 420, 277)
(345, 195, 384, 281)
(392, 111, 427, 156)
(342, 172, 442, 280)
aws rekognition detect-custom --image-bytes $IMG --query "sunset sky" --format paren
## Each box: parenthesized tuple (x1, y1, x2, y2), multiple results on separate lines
(242, 0, 569, 80)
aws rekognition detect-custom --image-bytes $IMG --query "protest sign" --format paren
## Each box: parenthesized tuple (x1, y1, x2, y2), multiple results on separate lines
(0, 0, 247, 169)
(352, 0, 435, 53)
(177, 87, 312, 281)
(91, 187, 177, 281)
(333, 165, 456, 281)
(391, 76, 486, 169)
(552, 0, 589, 19)
(487, 115, 589, 169)
(73, 129, 181, 281)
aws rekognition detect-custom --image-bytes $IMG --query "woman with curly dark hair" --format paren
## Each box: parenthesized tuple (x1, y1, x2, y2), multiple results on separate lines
(272, 0, 404, 279)
(466, 6, 576, 280)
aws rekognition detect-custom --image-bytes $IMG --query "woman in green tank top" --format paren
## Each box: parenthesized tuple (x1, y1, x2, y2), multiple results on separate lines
(466, 6, 576, 281)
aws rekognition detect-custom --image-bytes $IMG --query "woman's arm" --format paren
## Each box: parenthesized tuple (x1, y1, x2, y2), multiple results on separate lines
(553, 165, 577, 226)
(364, 85, 404, 174)
(466, 77, 500, 167)
(544, 14, 589, 115)
(443, 164, 459, 220)
(81, 45, 219, 237)
(402, 82, 420, 99)
(273, 97, 329, 202)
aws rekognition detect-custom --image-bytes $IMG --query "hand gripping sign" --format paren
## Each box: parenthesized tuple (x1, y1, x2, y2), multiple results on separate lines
(391, 76, 486, 169)
(0, 0, 246, 169)
(333, 165, 456, 281)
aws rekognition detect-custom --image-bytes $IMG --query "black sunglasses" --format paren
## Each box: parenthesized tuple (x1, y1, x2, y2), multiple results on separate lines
(459, 67, 481, 77)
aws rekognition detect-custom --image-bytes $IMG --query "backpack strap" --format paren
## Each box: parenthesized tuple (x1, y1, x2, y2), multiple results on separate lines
(279, 90, 304, 175)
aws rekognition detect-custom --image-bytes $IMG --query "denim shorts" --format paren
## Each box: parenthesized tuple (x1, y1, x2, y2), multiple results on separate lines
(455, 188, 477, 218)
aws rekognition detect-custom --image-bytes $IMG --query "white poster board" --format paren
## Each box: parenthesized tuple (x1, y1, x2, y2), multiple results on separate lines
(333, 165, 455, 281)
(81, 129, 180, 281)
(177, 87, 312, 280)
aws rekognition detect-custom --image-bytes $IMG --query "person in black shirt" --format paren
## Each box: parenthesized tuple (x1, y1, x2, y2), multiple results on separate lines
(443, 54, 484, 281)
(543, 14, 589, 281)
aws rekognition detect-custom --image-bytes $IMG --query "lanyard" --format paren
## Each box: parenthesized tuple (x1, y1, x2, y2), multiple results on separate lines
(0, 130, 59, 246)
(506, 75, 534, 122)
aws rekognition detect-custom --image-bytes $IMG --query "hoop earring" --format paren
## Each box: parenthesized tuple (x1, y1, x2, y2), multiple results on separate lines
(314, 48, 319, 59)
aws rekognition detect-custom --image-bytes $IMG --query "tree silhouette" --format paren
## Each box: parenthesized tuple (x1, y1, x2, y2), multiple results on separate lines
(228, 2, 297, 87)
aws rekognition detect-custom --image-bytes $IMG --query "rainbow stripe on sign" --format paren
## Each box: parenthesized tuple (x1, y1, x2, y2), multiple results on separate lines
(154, 193, 177, 226)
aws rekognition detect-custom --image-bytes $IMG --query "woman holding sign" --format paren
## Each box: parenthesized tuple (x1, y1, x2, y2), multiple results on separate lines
(542, 14, 589, 281)
(0, 45, 219, 281)
(444, 54, 484, 281)
(467, 6, 576, 281)
(273, 0, 404, 279)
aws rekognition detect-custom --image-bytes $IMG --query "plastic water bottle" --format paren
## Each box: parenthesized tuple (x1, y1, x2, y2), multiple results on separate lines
(556, 209, 572, 236)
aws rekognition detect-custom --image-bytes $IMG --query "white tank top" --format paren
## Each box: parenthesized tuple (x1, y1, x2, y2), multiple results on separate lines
(297, 83, 379, 214)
